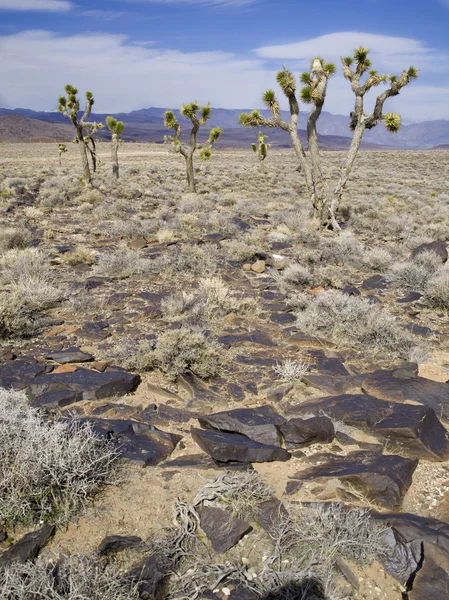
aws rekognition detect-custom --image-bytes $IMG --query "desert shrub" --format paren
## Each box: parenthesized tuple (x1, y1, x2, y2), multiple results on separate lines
(271, 263, 311, 294)
(0, 554, 138, 600)
(61, 246, 96, 266)
(318, 234, 364, 266)
(149, 326, 225, 380)
(274, 359, 309, 382)
(155, 243, 219, 276)
(0, 247, 52, 283)
(105, 216, 157, 239)
(295, 290, 414, 358)
(387, 250, 443, 291)
(0, 226, 33, 250)
(0, 388, 121, 527)
(221, 230, 268, 263)
(363, 247, 393, 272)
(425, 270, 449, 311)
(101, 337, 155, 372)
(93, 249, 151, 278)
(0, 292, 41, 338)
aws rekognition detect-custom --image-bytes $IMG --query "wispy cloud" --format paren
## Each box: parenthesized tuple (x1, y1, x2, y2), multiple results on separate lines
(254, 32, 447, 73)
(80, 10, 131, 20)
(0, 0, 73, 11)
(128, 0, 256, 7)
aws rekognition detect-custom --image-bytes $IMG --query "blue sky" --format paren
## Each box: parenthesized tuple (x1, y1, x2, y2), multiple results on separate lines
(0, 0, 448, 120)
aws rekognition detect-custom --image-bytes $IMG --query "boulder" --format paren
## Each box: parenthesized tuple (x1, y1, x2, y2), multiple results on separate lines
(98, 535, 142, 555)
(198, 406, 285, 446)
(409, 241, 448, 264)
(256, 497, 288, 535)
(280, 416, 335, 449)
(0, 525, 55, 568)
(43, 347, 94, 364)
(0, 360, 47, 390)
(197, 506, 252, 553)
(177, 372, 222, 409)
(295, 451, 418, 508)
(191, 428, 291, 463)
(287, 393, 449, 461)
(362, 368, 449, 418)
(409, 559, 449, 600)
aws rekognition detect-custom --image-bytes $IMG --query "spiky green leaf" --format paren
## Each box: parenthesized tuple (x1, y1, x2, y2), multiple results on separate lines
(324, 62, 337, 76)
(300, 86, 313, 104)
(300, 72, 312, 85)
(276, 68, 296, 96)
(343, 57, 353, 66)
(200, 147, 212, 161)
(407, 66, 418, 80)
(164, 110, 179, 129)
(208, 127, 222, 143)
(354, 46, 370, 63)
(252, 143, 257, 153)
(383, 112, 401, 133)
(201, 104, 212, 121)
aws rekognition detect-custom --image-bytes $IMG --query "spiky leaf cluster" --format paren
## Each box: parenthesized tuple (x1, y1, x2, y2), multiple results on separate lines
(58, 143, 67, 154)
(164, 110, 179, 130)
(383, 112, 401, 133)
(276, 68, 296, 97)
(106, 116, 125, 136)
(200, 147, 212, 161)
(300, 58, 336, 105)
(262, 89, 280, 116)
(180, 101, 200, 119)
(239, 110, 263, 127)
(208, 127, 222, 143)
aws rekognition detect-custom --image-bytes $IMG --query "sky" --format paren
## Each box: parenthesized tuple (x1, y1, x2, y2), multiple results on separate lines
(0, 0, 448, 121)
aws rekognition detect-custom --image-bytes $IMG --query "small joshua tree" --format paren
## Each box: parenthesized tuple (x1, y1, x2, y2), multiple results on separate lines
(252, 131, 270, 172)
(57, 143, 67, 167)
(57, 85, 103, 185)
(164, 102, 222, 193)
(240, 49, 417, 230)
(106, 116, 125, 179)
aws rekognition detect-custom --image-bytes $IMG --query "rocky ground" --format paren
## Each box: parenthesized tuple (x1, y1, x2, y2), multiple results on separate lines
(1, 142, 449, 599)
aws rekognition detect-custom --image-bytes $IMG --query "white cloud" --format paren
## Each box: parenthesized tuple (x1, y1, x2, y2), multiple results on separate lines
(0, 29, 447, 121)
(0, 0, 73, 11)
(254, 31, 447, 73)
(129, 0, 255, 6)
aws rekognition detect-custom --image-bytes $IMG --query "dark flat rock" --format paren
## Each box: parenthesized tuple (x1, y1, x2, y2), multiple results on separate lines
(191, 427, 291, 463)
(397, 292, 423, 303)
(288, 393, 449, 461)
(160, 453, 217, 469)
(127, 553, 169, 599)
(0, 525, 55, 568)
(296, 451, 418, 508)
(197, 505, 252, 553)
(362, 368, 449, 418)
(217, 331, 276, 347)
(302, 373, 365, 395)
(316, 357, 350, 376)
(285, 331, 336, 349)
(409, 558, 449, 600)
(266, 383, 293, 403)
(405, 323, 438, 337)
(361, 275, 388, 290)
(198, 406, 285, 446)
(257, 497, 288, 535)
(98, 535, 142, 555)
(280, 416, 335, 449)
(0, 360, 46, 390)
(29, 367, 141, 403)
(409, 241, 448, 264)
(177, 372, 223, 409)
(43, 347, 94, 364)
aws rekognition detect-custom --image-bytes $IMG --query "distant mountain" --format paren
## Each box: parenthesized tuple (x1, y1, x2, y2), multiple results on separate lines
(0, 106, 448, 149)
(0, 114, 73, 142)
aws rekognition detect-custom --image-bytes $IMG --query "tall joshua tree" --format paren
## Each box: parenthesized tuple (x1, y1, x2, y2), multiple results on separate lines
(57, 85, 102, 185)
(164, 102, 222, 193)
(240, 48, 417, 230)
(106, 116, 125, 179)
(252, 131, 270, 172)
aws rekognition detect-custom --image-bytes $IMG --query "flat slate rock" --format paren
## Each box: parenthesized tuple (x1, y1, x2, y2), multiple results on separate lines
(197, 505, 252, 553)
(0, 525, 55, 568)
(191, 427, 291, 463)
(316, 357, 350, 376)
(284, 331, 336, 349)
(409, 240, 448, 264)
(256, 497, 289, 535)
(280, 416, 335, 449)
(362, 368, 449, 418)
(127, 553, 169, 599)
(409, 558, 449, 600)
(302, 373, 365, 395)
(198, 406, 285, 446)
(217, 331, 276, 347)
(177, 372, 223, 409)
(43, 347, 94, 364)
(396, 292, 423, 303)
(361, 275, 388, 290)
(287, 393, 449, 461)
(0, 360, 47, 390)
(98, 535, 142, 555)
(28, 367, 141, 403)
(296, 451, 418, 508)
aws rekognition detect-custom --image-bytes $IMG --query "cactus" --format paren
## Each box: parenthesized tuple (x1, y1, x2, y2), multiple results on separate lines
(252, 131, 270, 172)
(240, 50, 416, 230)
(57, 85, 103, 185)
(57, 143, 67, 167)
(163, 102, 222, 193)
(106, 116, 125, 179)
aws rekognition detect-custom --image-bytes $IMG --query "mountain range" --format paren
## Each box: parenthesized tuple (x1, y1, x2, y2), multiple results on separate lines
(1, 107, 448, 150)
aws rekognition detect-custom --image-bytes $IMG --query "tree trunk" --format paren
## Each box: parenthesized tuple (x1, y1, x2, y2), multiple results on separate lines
(76, 126, 92, 185)
(185, 152, 196, 193)
(111, 134, 119, 179)
(289, 126, 316, 207)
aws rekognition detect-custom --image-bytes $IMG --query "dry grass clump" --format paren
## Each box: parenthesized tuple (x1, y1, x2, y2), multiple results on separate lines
(273, 359, 309, 382)
(0, 388, 121, 527)
(271, 263, 311, 294)
(425, 269, 449, 311)
(295, 290, 414, 359)
(363, 247, 393, 272)
(61, 246, 96, 266)
(0, 226, 33, 250)
(149, 326, 226, 380)
(93, 249, 151, 278)
(0, 247, 52, 283)
(221, 230, 268, 263)
(387, 250, 443, 291)
(155, 243, 219, 276)
(104, 216, 157, 240)
(0, 554, 138, 600)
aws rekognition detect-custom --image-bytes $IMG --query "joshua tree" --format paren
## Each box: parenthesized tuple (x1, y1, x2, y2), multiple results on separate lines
(57, 85, 103, 185)
(106, 116, 125, 179)
(57, 143, 67, 166)
(240, 48, 417, 230)
(252, 131, 270, 172)
(164, 102, 222, 193)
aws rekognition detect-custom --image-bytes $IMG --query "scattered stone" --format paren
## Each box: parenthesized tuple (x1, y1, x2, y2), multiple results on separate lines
(396, 292, 423, 303)
(301, 373, 365, 395)
(405, 323, 438, 337)
(0, 525, 7, 543)
(42, 347, 94, 364)
(145, 382, 183, 404)
(198, 406, 285, 446)
(0, 525, 55, 568)
(342, 286, 361, 296)
(197, 505, 252, 553)
(251, 260, 265, 273)
(409, 558, 449, 600)
(0, 360, 46, 390)
(161, 453, 216, 469)
(242, 263, 251, 271)
(280, 416, 335, 449)
(127, 553, 169, 600)
(177, 372, 223, 409)
(288, 393, 449, 461)
(270, 312, 296, 325)
(191, 428, 291, 463)
(316, 357, 350, 376)
(53, 364, 78, 374)
(98, 535, 142, 555)
(361, 275, 388, 290)
(285, 331, 336, 350)
(362, 368, 449, 418)
(409, 240, 448, 264)
(296, 451, 418, 508)
(334, 556, 359, 590)
(227, 383, 245, 401)
(266, 383, 293, 403)
(257, 497, 288, 535)
(217, 331, 276, 347)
